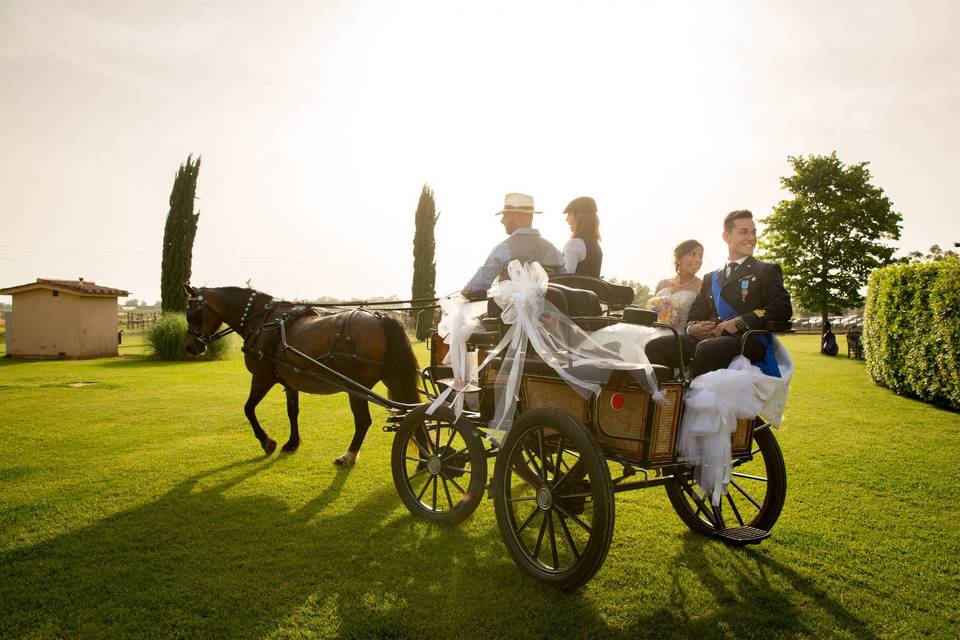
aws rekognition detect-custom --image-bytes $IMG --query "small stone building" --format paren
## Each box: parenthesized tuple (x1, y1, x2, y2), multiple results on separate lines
(0, 278, 129, 359)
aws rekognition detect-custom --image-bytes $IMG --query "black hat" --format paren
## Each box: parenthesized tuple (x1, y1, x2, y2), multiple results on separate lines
(563, 196, 597, 215)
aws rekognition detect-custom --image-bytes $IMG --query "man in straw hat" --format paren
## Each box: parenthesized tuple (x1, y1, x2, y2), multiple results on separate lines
(461, 193, 566, 297)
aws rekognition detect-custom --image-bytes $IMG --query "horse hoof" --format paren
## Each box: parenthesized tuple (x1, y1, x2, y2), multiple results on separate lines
(262, 439, 277, 456)
(281, 440, 300, 453)
(334, 451, 357, 466)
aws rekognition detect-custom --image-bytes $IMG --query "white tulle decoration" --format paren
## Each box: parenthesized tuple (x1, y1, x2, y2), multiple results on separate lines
(431, 260, 663, 444)
(425, 297, 487, 419)
(678, 340, 794, 506)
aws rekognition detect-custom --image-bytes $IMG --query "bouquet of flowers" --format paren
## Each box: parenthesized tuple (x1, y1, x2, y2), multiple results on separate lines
(647, 294, 676, 326)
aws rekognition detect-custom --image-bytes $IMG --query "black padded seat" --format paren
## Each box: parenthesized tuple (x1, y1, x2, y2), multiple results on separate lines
(549, 274, 635, 307)
(546, 283, 602, 317)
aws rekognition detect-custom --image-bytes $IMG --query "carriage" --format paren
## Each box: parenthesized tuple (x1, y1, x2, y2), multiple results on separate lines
(183, 277, 790, 592)
(388, 274, 790, 591)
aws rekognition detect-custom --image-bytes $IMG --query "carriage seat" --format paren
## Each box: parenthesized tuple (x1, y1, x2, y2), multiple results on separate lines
(492, 355, 673, 384)
(549, 274, 635, 308)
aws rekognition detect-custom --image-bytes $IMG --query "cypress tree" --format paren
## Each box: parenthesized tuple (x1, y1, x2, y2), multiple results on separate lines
(411, 184, 439, 339)
(160, 154, 202, 313)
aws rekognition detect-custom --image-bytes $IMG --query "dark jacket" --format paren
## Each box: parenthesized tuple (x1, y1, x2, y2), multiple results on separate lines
(687, 256, 792, 330)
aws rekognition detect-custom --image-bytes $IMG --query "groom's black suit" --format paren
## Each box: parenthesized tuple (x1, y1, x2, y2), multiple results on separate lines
(645, 256, 792, 377)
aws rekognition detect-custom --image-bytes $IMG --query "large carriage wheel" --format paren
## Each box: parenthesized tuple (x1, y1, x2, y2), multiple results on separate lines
(391, 404, 487, 525)
(665, 423, 786, 538)
(493, 407, 614, 592)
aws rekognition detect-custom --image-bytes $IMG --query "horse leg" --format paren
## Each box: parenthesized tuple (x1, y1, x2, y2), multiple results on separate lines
(334, 395, 372, 466)
(281, 387, 301, 452)
(244, 377, 278, 455)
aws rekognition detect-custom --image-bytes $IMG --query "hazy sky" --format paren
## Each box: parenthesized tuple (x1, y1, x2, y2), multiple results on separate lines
(2, 0, 957, 303)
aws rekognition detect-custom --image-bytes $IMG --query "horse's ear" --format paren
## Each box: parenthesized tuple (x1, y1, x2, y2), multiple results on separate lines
(183, 283, 197, 296)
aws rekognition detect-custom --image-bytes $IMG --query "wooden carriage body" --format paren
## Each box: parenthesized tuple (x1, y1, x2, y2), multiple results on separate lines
(426, 278, 758, 470)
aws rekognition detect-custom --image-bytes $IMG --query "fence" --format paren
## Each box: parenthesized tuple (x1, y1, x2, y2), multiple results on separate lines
(125, 311, 160, 330)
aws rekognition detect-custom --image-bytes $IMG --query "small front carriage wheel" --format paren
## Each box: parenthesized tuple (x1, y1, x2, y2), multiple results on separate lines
(391, 404, 487, 525)
(493, 407, 614, 592)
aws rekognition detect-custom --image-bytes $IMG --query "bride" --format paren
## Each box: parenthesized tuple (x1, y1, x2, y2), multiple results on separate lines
(649, 239, 704, 332)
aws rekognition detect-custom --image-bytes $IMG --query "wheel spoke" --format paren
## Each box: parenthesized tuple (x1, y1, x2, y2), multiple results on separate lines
(520, 440, 543, 479)
(410, 432, 431, 458)
(730, 479, 762, 510)
(554, 504, 592, 534)
(552, 459, 583, 492)
(547, 511, 560, 570)
(532, 511, 548, 561)
(417, 424, 434, 455)
(679, 479, 719, 528)
(442, 476, 454, 510)
(405, 455, 427, 464)
(517, 505, 539, 533)
(439, 446, 469, 463)
(407, 467, 429, 482)
(508, 495, 538, 502)
(443, 423, 457, 452)
(553, 436, 565, 485)
(725, 491, 745, 526)
(556, 510, 581, 561)
(434, 420, 442, 451)
(416, 473, 432, 502)
(731, 471, 767, 482)
(536, 429, 547, 483)
(439, 470, 467, 496)
(431, 474, 438, 511)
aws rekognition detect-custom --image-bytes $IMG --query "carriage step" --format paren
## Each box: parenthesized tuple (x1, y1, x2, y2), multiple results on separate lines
(715, 526, 770, 545)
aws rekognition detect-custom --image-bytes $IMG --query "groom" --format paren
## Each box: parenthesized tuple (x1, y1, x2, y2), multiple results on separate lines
(645, 209, 792, 377)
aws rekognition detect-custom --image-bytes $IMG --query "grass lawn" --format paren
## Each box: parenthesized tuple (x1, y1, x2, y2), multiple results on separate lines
(1, 335, 957, 639)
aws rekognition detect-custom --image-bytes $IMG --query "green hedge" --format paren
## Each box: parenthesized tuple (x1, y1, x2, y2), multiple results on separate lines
(864, 256, 960, 410)
(145, 313, 235, 361)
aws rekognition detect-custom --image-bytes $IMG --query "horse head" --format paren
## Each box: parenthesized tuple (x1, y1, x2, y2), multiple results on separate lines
(183, 284, 224, 356)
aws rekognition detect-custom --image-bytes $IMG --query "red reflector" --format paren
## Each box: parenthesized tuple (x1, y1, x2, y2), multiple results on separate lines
(610, 393, 625, 410)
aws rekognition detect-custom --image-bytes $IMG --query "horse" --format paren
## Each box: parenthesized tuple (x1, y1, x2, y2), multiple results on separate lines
(182, 284, 421, 465)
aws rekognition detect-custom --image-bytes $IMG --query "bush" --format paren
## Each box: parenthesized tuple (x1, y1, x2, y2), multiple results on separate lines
(864, 256, 960, 409)
(145, 313, 235, 361)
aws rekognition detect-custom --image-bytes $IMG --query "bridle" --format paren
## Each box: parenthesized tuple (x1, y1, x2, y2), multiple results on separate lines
(186, 290, 247, 346)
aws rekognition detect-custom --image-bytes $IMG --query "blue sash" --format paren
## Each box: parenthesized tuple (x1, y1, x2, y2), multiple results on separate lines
(711, 271, 781, 377)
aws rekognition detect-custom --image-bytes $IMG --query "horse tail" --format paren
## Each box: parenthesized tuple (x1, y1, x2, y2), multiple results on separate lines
(381, 315, 421, 404)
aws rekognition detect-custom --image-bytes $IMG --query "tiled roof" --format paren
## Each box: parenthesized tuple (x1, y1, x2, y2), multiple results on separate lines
(0, 278, 130, 297)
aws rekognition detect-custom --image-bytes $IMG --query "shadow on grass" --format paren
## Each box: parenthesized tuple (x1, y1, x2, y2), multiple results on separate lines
(1, 454, 876, 639)
(611, 533, 879, 640)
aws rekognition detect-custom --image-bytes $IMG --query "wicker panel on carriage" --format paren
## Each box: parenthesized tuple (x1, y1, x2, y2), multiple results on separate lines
(596, 387, 649, 458)
(732, 418, 754, 454)
(649, 384, 683, 463)
(521, 376, 590, 423)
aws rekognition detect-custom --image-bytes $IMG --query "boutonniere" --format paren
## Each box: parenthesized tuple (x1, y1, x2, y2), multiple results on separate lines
(740, 278, 750, 302)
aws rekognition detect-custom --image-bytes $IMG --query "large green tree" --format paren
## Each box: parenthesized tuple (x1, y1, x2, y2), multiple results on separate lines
(411, 184, 439, 339)
(759, 152, 902, 327)
(161, 154, 201, 313)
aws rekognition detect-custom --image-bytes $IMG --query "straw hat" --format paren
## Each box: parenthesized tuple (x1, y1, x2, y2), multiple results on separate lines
(494, 192, 541, 216)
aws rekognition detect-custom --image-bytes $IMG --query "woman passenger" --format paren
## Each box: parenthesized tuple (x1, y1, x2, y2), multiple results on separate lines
(561, 196, 603, 277)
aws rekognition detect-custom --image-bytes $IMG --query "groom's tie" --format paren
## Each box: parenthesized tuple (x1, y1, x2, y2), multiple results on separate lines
(725, 261, 738, 280)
